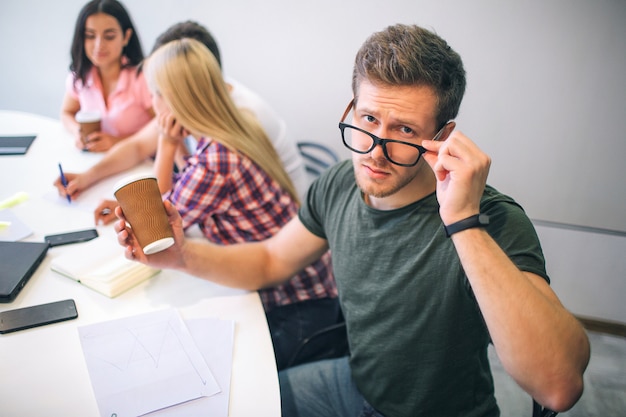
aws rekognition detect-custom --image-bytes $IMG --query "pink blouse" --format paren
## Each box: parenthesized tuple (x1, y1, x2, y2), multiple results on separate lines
(66, 65, 153, 138)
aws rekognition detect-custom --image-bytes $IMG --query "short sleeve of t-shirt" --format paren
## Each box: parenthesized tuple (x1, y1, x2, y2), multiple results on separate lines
(298, 160, 355, 239)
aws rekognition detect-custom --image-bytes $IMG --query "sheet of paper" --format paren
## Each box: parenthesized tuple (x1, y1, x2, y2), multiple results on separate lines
(146, 318, 235, 417)
(78, 309, 220, 417)
(0, 209, 33, 241)
(42, 189, 97, 213)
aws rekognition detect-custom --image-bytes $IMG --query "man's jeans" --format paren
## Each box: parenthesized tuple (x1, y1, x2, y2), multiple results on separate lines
(279, 356, 384, 417)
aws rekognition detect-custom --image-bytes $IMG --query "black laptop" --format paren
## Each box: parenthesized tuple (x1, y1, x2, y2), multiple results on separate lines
(0, 135, 37, 155)
(0, 241, 49, 302)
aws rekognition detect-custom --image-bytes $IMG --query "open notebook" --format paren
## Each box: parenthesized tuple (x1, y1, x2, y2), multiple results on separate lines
(50, 235, 160, 297)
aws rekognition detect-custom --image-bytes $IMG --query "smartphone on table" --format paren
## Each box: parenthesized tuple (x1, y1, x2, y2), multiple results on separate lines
(44, 228, 98, 247)
(0, 299, 78, 334)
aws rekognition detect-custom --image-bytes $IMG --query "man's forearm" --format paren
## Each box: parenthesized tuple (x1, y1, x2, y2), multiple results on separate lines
(453, 228, 589, 411)
(84, 120, 159, 186)
(178, 239, 280, 290)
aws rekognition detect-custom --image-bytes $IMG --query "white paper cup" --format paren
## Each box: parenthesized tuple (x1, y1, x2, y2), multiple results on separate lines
(75, 110, 101, 145)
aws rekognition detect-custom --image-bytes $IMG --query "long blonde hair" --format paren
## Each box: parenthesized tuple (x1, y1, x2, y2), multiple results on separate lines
(145, 38, 299, 204)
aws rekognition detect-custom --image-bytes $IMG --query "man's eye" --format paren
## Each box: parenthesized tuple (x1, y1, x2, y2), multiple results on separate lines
(401, 126, 413, 135)
(365, 115, 376, 123)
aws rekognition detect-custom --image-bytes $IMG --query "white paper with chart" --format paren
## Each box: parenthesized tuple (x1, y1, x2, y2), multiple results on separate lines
(78, 309, 230, 416)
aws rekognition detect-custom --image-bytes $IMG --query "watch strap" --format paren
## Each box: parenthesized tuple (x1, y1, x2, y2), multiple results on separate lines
(444, 213, 490, 237)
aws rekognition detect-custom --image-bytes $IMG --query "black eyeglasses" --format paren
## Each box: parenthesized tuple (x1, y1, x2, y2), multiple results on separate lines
(338, 99, 449, 167)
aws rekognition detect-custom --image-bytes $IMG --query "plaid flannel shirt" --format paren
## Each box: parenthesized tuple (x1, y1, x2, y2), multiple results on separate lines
(165, 137, 336, 311)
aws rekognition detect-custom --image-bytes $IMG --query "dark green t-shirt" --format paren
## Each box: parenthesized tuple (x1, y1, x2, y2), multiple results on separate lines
(299, 160, 548, 417)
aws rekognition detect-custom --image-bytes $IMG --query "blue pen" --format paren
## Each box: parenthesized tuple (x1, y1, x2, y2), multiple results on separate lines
(58, 163, 71, 203)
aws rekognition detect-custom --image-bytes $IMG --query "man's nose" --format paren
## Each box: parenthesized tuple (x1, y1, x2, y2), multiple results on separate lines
(368, 129, 390, 160)
(368, 138, 387, 161)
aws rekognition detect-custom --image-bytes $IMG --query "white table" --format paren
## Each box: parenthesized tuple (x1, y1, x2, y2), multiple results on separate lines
(0, 110, 281, 416)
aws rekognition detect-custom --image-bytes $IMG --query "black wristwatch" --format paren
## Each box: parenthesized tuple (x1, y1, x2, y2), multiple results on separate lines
(444, 214, 490, 237)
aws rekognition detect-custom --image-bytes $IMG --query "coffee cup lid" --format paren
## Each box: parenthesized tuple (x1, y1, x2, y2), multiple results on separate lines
(113, 173, 158, 194)
(75, 110, 101, 123)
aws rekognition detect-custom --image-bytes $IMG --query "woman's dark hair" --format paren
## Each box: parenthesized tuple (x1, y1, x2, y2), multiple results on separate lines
(69, 0, 143, 85)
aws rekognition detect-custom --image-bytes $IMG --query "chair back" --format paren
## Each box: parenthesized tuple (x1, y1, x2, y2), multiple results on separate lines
(297, 141, 340, 178)
(286, 322, 349, 369)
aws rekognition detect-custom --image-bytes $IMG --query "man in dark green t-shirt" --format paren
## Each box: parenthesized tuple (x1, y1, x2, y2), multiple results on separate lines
(115, 23, 590, 417)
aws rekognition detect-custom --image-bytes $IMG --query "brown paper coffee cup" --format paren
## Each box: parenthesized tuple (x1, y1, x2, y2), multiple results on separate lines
(75, 111, 101, 145)
(113, 174, 174, 255)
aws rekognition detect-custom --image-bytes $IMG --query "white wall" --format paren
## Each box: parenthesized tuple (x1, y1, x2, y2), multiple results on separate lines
(535, 223, 626, 324)
(1, 0, 624, 322)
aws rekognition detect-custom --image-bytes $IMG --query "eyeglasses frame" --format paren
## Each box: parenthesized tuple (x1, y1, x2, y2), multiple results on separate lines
(338, 99, 450, 167)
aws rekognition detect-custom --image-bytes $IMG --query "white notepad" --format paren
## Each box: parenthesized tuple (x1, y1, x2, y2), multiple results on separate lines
(50, 234, 160, 297)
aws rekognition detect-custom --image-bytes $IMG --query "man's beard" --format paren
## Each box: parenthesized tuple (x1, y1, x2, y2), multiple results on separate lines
(353, 158, 420, 199)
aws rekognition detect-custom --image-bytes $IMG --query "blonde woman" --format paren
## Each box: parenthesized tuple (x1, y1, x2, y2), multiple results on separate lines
(145, 38, 345, 371)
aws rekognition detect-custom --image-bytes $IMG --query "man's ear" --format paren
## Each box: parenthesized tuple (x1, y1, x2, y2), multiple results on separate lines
(438, 121, 456, 141)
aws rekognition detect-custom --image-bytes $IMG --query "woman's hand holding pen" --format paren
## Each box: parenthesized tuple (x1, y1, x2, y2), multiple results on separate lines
(53, 170, 99, 203)
(53, 171, 82, 202)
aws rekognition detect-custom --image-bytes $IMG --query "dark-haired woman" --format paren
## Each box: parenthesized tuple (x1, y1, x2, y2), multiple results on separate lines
(61, 0, 154, 152)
